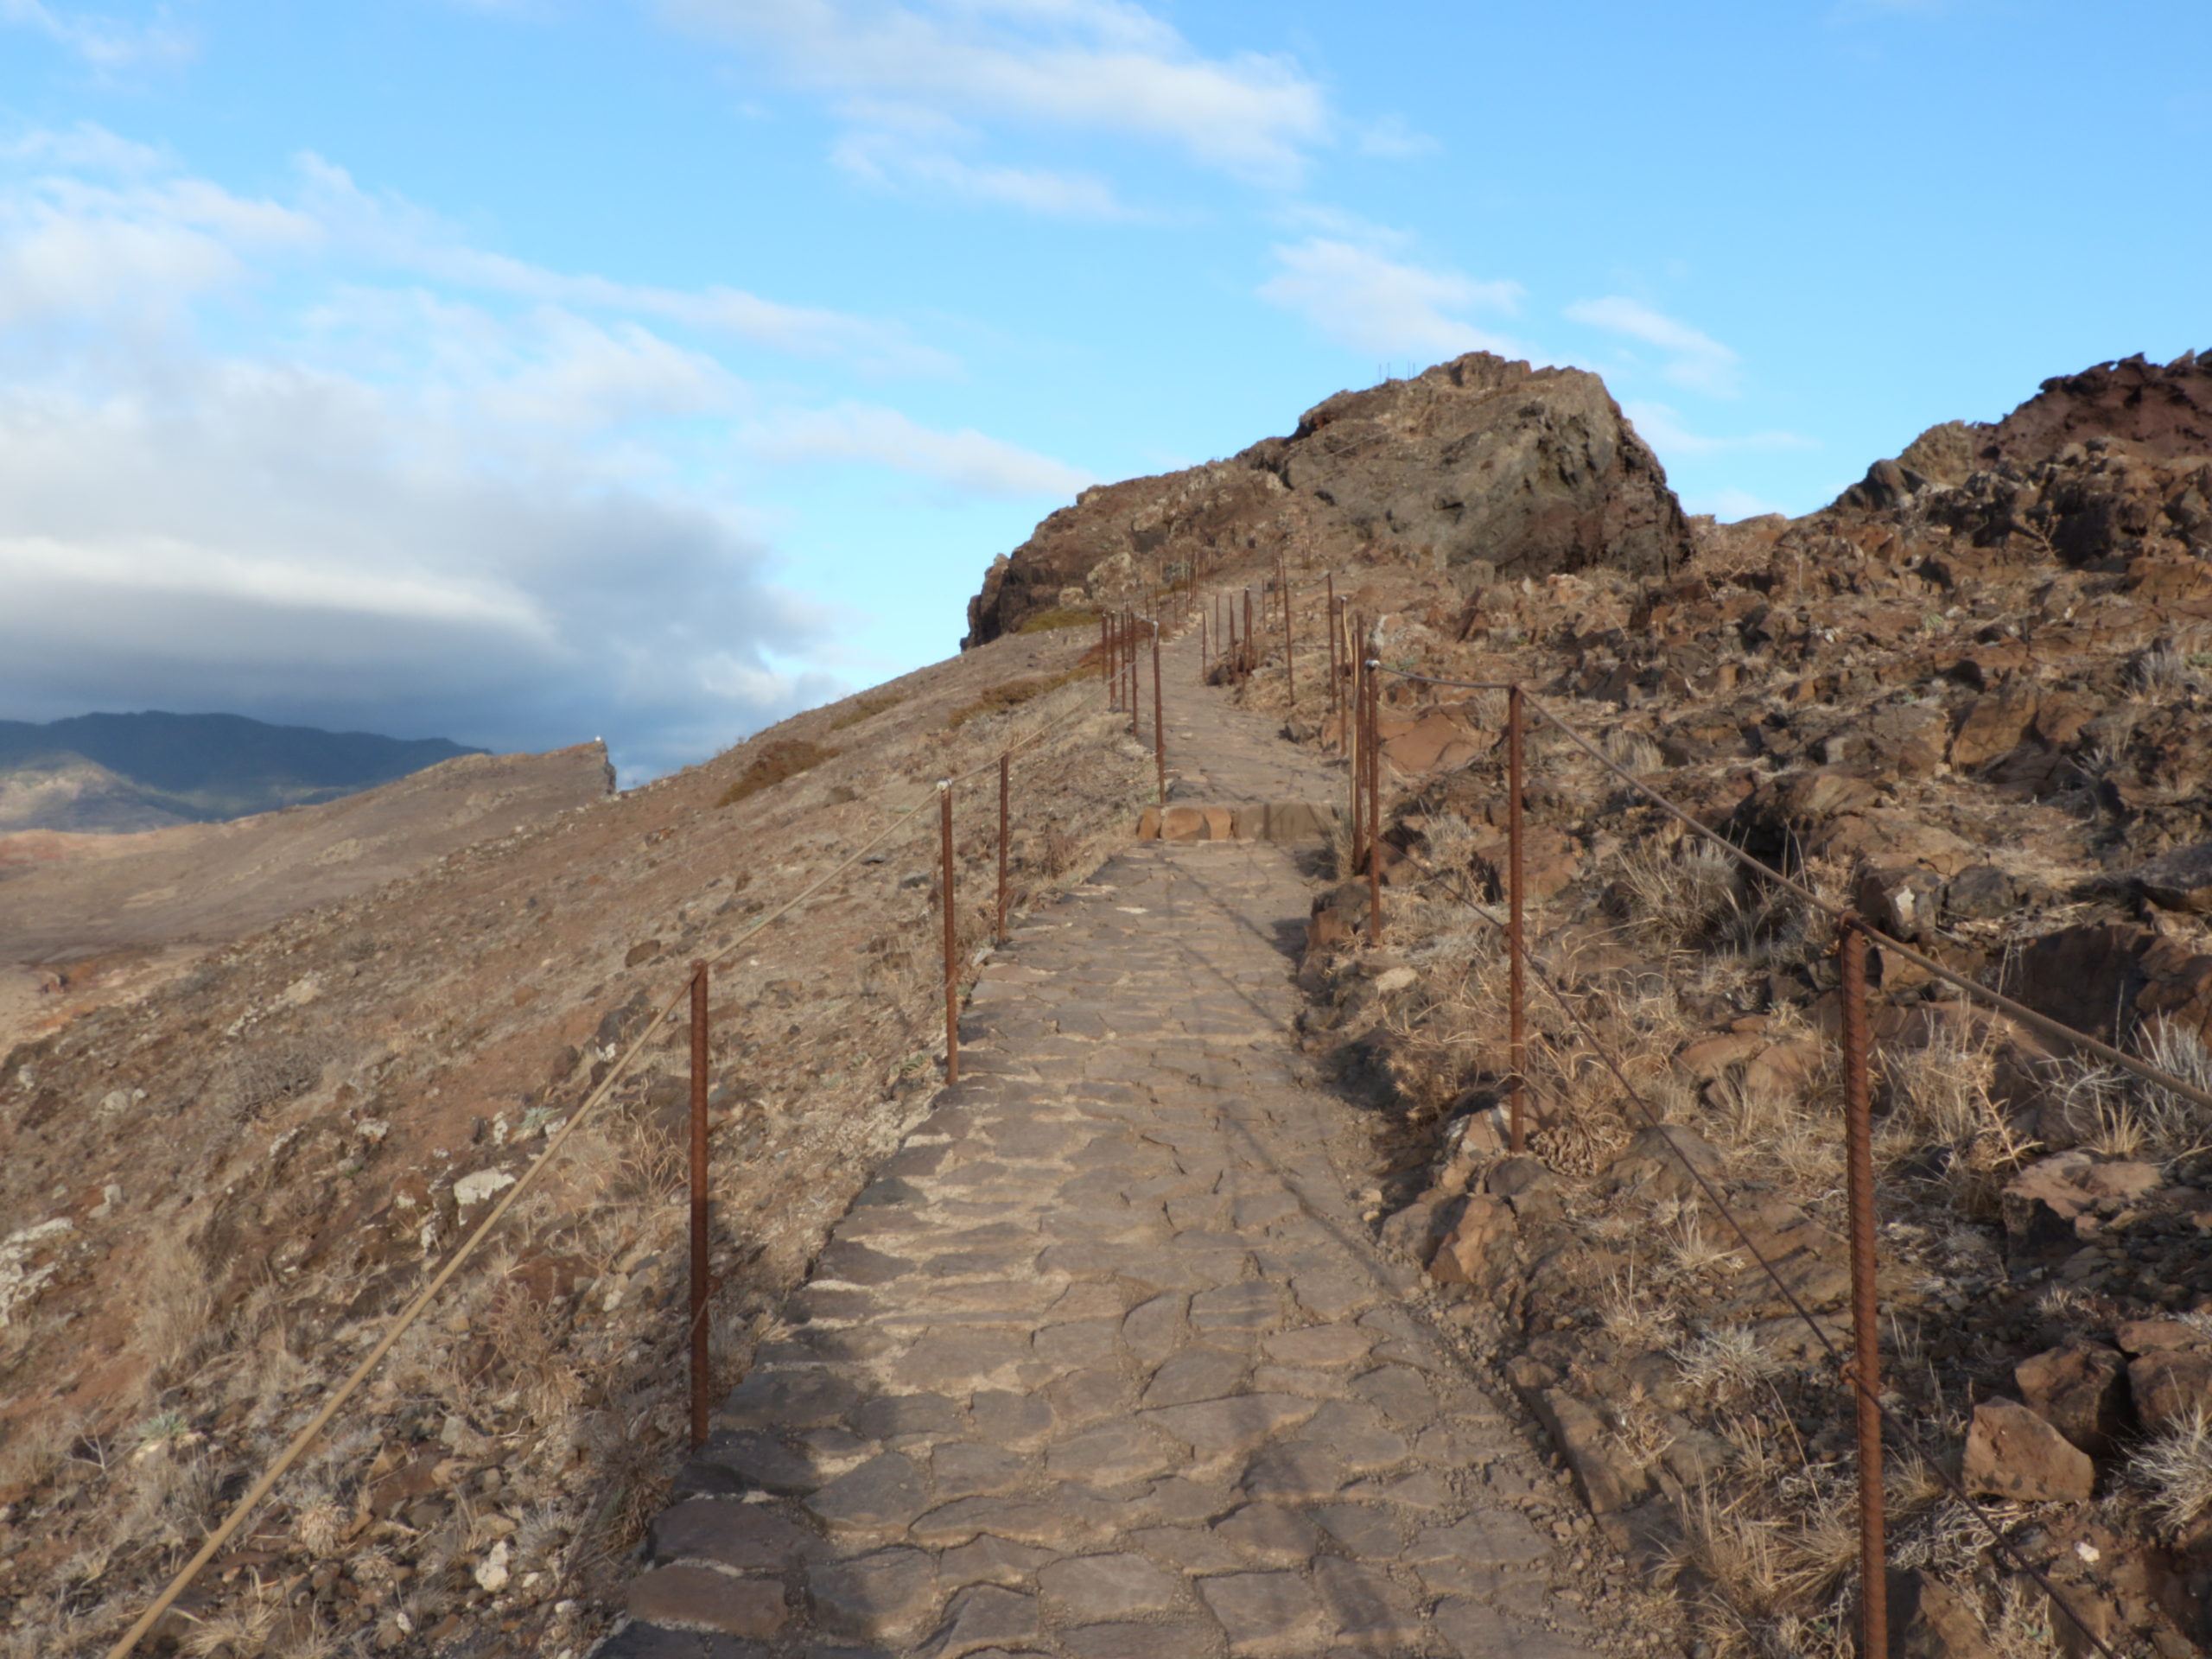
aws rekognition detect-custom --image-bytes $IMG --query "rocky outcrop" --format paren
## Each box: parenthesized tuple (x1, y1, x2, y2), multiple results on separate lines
(1833, 351, 2212, 569)
(964, 353, 1693, 645)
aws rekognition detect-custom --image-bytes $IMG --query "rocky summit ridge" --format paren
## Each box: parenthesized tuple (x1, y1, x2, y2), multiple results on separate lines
(965, 353, 1691, 647)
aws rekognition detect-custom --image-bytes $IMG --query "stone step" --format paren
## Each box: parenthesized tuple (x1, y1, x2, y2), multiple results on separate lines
(1135, 801, 1343, 843)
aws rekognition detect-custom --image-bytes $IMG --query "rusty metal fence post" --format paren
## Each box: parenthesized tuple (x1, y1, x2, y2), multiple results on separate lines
(939, 782, 959, 1084)
(1199, 600, 1209, 685)
(1151, 622, 1166, 805)
(1347, 634, 1364, 868)
(1128, 607, 1141, 734)
(996, 753, 1010, 944)
(689, 961, 711, 1449)
(1282, 563, 1294, 708)
(1508, 686, 1528, 1155)
(1365, 655, 1383, 945)
(1243, 588, 1255, 679)
(1840, 917, 1889, 1659)
(1326, 575, 1338, 721)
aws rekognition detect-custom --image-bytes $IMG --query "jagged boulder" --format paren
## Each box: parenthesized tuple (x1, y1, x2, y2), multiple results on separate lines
(964, 353, 1693, 645)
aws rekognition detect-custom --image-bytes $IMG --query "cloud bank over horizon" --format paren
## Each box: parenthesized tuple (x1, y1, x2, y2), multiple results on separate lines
(0, 129, 1085, 781)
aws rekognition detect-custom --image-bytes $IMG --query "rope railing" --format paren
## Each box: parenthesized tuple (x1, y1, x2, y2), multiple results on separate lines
(103, 683, 1109, 1659)
(1346, 657, 2164, 1659)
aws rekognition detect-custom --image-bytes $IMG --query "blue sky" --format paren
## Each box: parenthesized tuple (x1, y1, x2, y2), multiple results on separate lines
(1, 1, 2206, 780)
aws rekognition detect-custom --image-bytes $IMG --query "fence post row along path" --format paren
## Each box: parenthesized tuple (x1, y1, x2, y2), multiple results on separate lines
(106, 570, 2183, 1658)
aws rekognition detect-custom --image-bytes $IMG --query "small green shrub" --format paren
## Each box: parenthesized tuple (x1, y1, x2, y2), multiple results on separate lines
(1017, 607, 1097, 633)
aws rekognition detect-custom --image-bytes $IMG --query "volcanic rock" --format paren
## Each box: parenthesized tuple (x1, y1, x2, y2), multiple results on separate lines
(964, 353, 1693, 644)
(2015, 1345, 2131, 1459)
(1962, 1398, 2096, 1502)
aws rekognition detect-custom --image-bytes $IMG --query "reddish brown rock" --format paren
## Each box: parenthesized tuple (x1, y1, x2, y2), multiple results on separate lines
(1852, 861, 1946, 943)
(1530, 1388, 1652, 1516)
(2131, 842, 2212, 914)
(1887, 1568, 1998, 1659)
(2015, 1346, 2131, 1459)
(1951, 683, 2042, 772)
(1963, 1398, 2096, 1502)
(1427, 1193, 1517, 1288)
(2000, 1153, 2098, 1258)
(2115, 1319, 2207, 1355)
(2127, 1350, 2212, 1433)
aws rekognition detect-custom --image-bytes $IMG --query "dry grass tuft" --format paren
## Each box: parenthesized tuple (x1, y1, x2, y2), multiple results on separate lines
(2131, 1020, 2212, 1164)
(2131, 1402, 2212, 1536)
(1672, 1326, 1781, 1399)
(1601, 727, 1666, 775)
(715, 739, 839, 808)
(1617, 842, 1745, 951)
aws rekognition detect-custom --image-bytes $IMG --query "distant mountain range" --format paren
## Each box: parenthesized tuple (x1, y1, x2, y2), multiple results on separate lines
(0, 712, 484, 834)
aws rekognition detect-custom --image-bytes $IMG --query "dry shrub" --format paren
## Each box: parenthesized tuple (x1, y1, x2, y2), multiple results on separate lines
(1601, 726, 1665, 775)
(945, 668, 1084, 730)
(136, 1236, 216, 1385)
(1618, 843, 1745, 951)
(0, 1407, 80, 1497)
(124, 1444, 221, 1552)
(486, 1280, 582, 1422)
(1878, 1027, 2034, 1216)
(219, 1038, 330, 1121)
(181, 1580, 283, 1657)
(715, 739, 838, 809)
(826, 690, 902, 732)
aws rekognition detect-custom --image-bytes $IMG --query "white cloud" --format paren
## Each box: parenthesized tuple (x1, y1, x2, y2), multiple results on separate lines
(0, 168, 320, 327)
(1565, 296, 1742, 396)
(1260, 238, 1522, 360)
(0, 0, 192, 68)
(296, 155, 950, 373)
(830, 130, 1135, 219)
(0, 127, 1046, 779)
(748, 403, 1093, 498)
(1624, 401, 1816, 457)
(664, 0, 1330, 188)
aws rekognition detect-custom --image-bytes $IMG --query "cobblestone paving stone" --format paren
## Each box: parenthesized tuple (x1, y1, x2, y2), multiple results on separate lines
(601, 636, 1628, 1658)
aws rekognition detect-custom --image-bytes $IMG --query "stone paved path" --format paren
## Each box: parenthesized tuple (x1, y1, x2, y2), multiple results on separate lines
(604, 631, 1627, 1659)
(1154, 626, 1346, 807)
